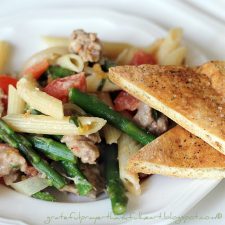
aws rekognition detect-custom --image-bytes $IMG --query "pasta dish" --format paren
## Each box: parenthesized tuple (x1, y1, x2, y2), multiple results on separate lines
(0, 28, 186, 215)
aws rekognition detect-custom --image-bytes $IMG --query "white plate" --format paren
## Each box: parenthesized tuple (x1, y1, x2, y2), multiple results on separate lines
(0, 8, 221, 225)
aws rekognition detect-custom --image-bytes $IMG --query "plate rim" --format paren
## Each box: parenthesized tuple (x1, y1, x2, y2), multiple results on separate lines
(0, 7, 221, 225)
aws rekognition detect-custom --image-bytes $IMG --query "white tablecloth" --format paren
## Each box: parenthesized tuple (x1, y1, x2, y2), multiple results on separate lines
(1, 0, 225, 224)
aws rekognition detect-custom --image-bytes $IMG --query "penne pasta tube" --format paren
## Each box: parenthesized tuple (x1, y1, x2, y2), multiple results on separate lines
(86, 71, 120, 92)
(7, 85, 25, 115)
(86, 73, 103, 92)
(17, 78, 64, 119)
(102, 79, 120, 92)
(157, 28, 183, 65)
(103, 124, 121, 144)
(42, 36, 69, 47)
(97, 93, 122, 143)
(118, 133, 142, 195)
(161, 46, 187, 65)
(56, 54, 84, 73)
(144, 39, 163, 55)
(102, 41, 132, 59)
(42, 37, 132, 60)
(22, 46, 68, 71)
(0, 41, 11, 72)
(10, 176, 49, 196)
(2, 114, 107, 136)
(115, 47, 137, 65)
(86, 73, 120, 92)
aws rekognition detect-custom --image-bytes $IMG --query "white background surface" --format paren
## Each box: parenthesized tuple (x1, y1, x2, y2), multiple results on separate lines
(1, 0, 225, 225)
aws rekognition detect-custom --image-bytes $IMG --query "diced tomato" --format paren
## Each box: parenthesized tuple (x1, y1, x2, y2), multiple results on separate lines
(23, 60, 49, 79)
(0, 75, 18, 108)
(0, 75, 17, 94)
(120, 110, 133, 119)
(114, 91, 140, 111)
(44, 73, 87, 102)
(130, 50, 156, 65)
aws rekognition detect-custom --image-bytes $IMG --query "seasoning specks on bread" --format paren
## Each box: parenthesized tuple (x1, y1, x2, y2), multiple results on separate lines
(128, 126, 225, 178)
(109, 64, 225, 154)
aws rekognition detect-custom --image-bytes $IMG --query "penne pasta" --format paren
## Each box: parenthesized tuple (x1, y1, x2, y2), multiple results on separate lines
(2, 114, 106, 135)
(10, 177, 49, 196)
(86, 64, 120, 92)
(17, 78, 64, 119)
(118, 133, 143, 195)
(97, 92, 122, 144)
(156, 28, 184, 65)
(42, 36, 69, 47)
(103, 124, 121, 144)
(22, 46, 68, 71)
(86, 73, 103, 92)
(102, 79, 120, 92)
(115, 39, 163, 65)
(144, 39, 163, 55)
(42, 36, 132, 60)
(161, 46, 187, 65)
(7, 85, 25, 115)
(102, 41, 132, 59)
(56, 54, 84, 73)
(87, 74, 120, 92)
(115, 47, 137, 65)
(0, 40, 11, 72)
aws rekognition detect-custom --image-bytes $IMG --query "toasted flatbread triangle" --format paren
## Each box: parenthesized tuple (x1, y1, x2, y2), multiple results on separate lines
(109, 64, 225, 154)
(127, 126, 225, 178)
(195, 61, 225, 98)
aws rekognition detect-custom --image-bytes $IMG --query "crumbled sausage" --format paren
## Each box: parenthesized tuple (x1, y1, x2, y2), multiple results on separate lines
(133, 102, 154, 127)
(133, 102, 169, 135)
(80, 163, 105, 196)
(0, 144, 27, 177)
(85, 133, 101, 144)
(61, 135, 100, 164)
(69, 29, 102, 62)
(148, 114, 169, 135)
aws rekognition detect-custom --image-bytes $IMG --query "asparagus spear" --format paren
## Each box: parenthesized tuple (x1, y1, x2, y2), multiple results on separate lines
(47, 65, 74, 79)
(29, 136, 77, 163)
(34, 160, 66, 189)
(32, 191, 56, 202)
(0, 129, 18, 148)
(29, 135, 92, 195)
(61, 161, 93, 196)
(0, 119, 66, 189)
(69, 88, 155, 145)
(101, 143, 128, 215)
(0, 120, 40, 163)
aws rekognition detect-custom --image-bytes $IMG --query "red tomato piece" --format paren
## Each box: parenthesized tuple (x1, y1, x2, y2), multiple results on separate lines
(130, 50, 156, 65)
(0, 75, 18, 94)
(114, 91, 139, 111)
(44, 73, 87, 102)
(23, 60, 49, 79)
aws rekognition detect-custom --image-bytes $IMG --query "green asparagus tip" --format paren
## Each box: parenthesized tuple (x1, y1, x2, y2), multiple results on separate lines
(113, 202, 127, 215)
(32, 191, 56, 202)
